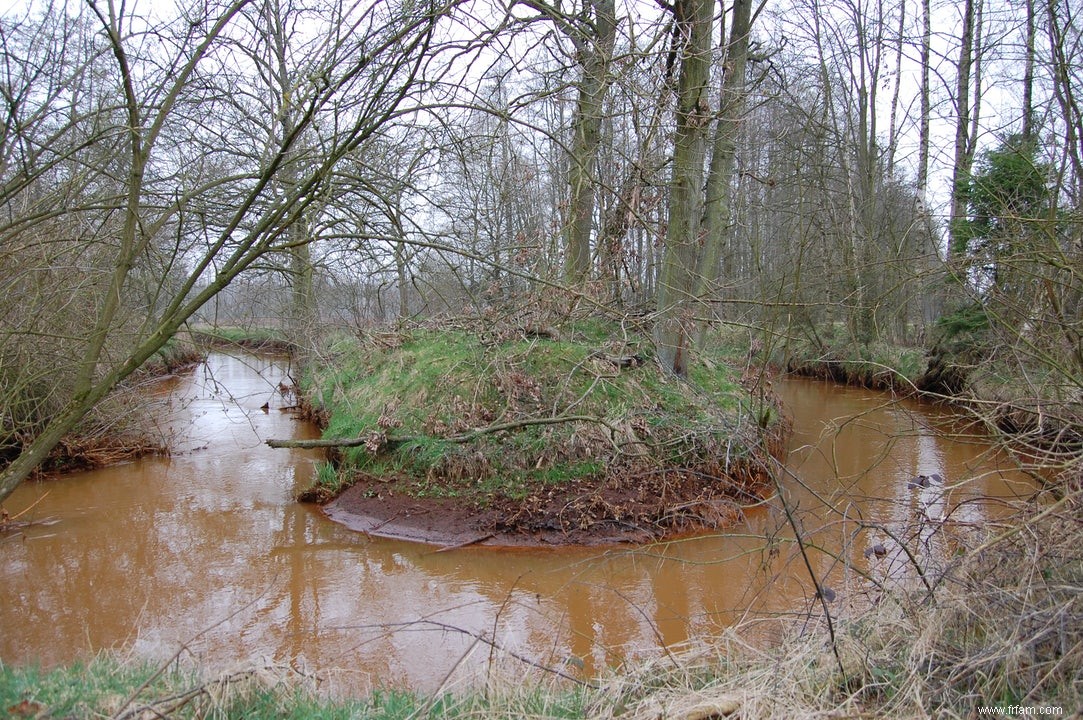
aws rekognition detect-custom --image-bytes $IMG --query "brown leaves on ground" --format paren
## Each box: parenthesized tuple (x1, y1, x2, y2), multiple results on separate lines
(495, 369, 543, 406)
(5, 700, 45, 718)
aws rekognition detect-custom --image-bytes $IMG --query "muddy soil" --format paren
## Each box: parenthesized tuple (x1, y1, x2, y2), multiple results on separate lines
(321, 453, 779, 547)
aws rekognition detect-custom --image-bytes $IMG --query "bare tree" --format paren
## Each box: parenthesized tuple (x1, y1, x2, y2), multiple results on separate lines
(695, 0, 754, 325)
(0, 0, 461, 504)
(516, 0, 618, 287)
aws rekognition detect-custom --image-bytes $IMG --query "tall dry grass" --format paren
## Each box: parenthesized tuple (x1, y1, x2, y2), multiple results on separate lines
(583, 487, 1081, 719)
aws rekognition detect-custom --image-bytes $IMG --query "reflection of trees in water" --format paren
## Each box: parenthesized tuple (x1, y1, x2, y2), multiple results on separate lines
(772, 378, 1034, 610)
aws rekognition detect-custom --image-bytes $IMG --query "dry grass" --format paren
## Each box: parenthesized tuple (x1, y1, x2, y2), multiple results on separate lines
(574, 488, 1082, 719)
(401, 486, 1080, 718)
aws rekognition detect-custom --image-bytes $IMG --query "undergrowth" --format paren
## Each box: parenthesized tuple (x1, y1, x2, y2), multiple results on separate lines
(760, 323, 927, 391)
(596, 490, 1082, 718)
(1, 337, 201, 475)
(299, 319, 772, 507)
(190, 326, 291, 352)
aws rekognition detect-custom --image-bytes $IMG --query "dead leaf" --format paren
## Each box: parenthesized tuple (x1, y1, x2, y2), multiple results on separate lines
(7, 699, 44, 718)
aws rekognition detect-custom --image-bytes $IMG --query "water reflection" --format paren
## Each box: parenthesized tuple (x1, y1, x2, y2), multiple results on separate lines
(0, 359, 1035, 694)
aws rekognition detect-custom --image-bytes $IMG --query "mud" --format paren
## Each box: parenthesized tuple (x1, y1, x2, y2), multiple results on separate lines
(322, 447, 781, 547)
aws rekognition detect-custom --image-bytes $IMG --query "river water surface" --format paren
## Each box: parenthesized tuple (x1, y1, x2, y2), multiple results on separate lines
(0, 353, 1036, 694)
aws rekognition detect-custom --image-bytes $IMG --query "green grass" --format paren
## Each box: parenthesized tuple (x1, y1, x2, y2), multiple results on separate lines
(0, 658, 417, 719)
(0, 656, 591, 720)
(300, 321, 766, 502)
(191, 325, 290, 350)
(0, 659, 165, 718)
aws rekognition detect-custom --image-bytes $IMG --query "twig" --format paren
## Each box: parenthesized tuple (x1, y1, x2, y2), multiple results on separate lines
(7, 491, 51, 521)
(429, 533, 495, 553)
(769, 458, 847, 677)
(335, 618, 599, 688)
(110, 575, 280, 719)
(266, 414, 617, 449)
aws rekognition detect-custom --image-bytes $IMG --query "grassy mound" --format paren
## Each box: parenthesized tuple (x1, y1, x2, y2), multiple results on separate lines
(297, 319, 784, 540)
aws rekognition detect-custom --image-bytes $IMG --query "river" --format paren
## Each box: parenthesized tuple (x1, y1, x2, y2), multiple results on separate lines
(0, 352, 1035, 694)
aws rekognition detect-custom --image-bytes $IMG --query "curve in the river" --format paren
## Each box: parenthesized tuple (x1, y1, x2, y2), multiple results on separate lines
(0, 354, 1035, 694)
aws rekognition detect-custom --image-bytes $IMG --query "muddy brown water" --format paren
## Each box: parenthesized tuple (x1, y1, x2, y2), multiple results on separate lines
(0, 353, 1036, 694)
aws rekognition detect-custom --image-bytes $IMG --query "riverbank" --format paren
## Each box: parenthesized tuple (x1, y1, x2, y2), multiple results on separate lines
(288, 319, 786, 546)
(190, 326, 296, 354)
(770, 336, 926, 392)
(765, 325, 1082, 482)
(3, 344, 1077, 717)
(0, 338, 204, 481)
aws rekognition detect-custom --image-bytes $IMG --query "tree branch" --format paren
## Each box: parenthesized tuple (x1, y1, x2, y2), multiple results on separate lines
(266, 414, 615, 449)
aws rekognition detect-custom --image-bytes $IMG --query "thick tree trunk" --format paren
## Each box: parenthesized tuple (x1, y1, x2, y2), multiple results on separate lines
(289, 231, 314, 348)
(654, 0, 714, 377)
(563, 0, 616, 286)
(694, 0, 753, 327)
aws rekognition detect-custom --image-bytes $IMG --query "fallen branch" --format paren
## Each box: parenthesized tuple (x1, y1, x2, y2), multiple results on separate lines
(587, 350, 645, 368)
(429, 532, 496, 553)
(266, 414, 615, 449)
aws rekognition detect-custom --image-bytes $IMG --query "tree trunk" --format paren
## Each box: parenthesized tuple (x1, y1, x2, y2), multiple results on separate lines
(694, 0, 753, 329)
(1022, 0, 1036, 138)
(886, 0, 906, 177)
(563, 0, 616, 286)
(266, 0, 316, 350)
(654, 0, 714, 377)
(917, 0, 941, 331)
(949, 0, 978, 260)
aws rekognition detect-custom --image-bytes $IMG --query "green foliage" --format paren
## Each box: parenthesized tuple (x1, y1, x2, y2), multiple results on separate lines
(969, 136, 1049, 235)
(935, 303, 990, 339)
(954, 134, 1052, 279)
